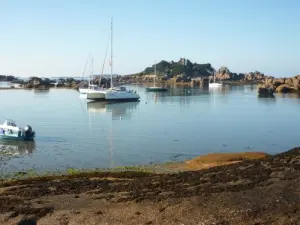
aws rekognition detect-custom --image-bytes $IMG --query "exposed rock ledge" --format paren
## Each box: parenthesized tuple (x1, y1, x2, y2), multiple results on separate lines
(258, 75, 300, 95)
(1, 148, 299, 225)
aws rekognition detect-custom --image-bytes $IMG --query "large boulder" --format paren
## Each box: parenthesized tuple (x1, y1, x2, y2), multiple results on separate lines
(172, 74, 190, 83)
(292, 77, 298, 86)
(215, 67, 232, 80)
(273, 78, 285, 87)
(244, 71, 265, 81)
(285, 78, 294, 86)
(261, 75, 300, 93)
(257, 84, 275, 97)
(265, 78, 274, 85)
(275, 84, 297, 93)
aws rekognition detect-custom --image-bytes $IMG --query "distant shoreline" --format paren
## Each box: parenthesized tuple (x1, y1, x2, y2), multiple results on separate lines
(0, 87, 76, 90)
(0, 78, 264, 92)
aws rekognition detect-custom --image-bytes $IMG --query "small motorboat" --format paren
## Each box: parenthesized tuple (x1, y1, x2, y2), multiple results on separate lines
(0, 119, 35, 141)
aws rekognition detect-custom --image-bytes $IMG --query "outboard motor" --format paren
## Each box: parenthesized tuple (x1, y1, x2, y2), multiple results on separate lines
(24, 125, 35, 140)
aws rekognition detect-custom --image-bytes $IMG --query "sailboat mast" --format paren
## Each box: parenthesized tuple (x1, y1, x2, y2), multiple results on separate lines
(88, 52, 91, 86)
(82, 56, 89, 81)
(110, 17, 113, 88)
(100, 34, 110, 87)
(91, 56, 94, 85)
(154, 61, 156, 87)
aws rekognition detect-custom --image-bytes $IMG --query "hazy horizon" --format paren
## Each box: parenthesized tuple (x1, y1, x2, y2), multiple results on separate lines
(1, 0, 300, 78)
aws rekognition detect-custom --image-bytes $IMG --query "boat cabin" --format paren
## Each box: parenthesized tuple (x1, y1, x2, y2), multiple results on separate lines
(111, 86, 127, 91)
(2, 119, 17, 127)
(90, 84, 99, 90)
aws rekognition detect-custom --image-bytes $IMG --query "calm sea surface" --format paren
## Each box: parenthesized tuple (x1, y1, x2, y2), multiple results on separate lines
(1, 83, 300, 173)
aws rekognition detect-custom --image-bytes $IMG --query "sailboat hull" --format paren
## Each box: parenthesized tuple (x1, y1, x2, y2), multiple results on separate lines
(146, 87, 168, 92)
(87, 89, 140, 102)
(86, 91, 106, 100)
(79, 88, 90, 94)
(87, 98, 140, 102)
(209, 83, 222, 87)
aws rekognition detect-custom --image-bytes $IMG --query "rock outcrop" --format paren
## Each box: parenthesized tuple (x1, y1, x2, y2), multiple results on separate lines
(0, 147, 299, 224)
(21, 77, 82, 89)
(257, 84, 275, 97)
(23, 77, 51, 89)
(215, 67, 232, 80)
(244, 71, 267, 81)
(259, 75, 300, 94)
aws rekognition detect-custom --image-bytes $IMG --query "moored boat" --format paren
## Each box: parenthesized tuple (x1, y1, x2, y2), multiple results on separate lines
(0, 119, 35, 141)
(209, 69, 222, 88)
(145, 61, 168, 92)
(146, 87, 168, 92)
(87, 87, 140, 101)
(87, 18, 140, 102)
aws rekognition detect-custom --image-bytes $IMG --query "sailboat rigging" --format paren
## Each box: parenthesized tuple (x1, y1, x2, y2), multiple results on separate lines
(145, 61, 168, 92)
(86, 17, 140, 102)
(209, 68, 222, 88)
(79, 53, 99, 94)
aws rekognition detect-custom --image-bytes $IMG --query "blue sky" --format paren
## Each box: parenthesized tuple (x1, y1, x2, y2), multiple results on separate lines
(0, 0, 299, 77)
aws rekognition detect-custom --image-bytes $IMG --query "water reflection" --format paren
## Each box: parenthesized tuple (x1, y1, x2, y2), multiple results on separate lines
(33, 89, 50, 94)
(168, 87, 209, 97)
(148, 87, 209, 104)
(208, 85, 231, 94)
(0, 81, 12, 88)
(276, 93, 300, 99)
(258, 96, 276, 105)
(229, 84, 257, 94)
(86, 101, 139, 119)
(108, 124, 114, 168)
(0, 140, 36, 161)
(147, 86, 233, 106)
(276, 93, 300, 104)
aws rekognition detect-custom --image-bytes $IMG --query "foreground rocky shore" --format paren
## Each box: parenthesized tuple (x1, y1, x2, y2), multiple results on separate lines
(0, 148, 299, 225)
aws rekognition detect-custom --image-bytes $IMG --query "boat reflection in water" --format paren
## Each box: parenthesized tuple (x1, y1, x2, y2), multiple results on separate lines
(0, 139, 36, 159)
(86, 101, 140, 120)
(86, 101, 140, 168)
(33, 89, 50, 93)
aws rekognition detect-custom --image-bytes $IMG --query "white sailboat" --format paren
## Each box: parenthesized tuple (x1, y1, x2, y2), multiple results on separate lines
(209, 69, 222, 87)
(79, 54, 100, 94)
(87, 17, 140, 102)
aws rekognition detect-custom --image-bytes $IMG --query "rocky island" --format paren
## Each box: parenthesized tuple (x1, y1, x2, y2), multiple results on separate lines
(118, 58, 270, 87)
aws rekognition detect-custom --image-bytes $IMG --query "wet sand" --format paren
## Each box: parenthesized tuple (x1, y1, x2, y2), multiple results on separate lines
(0, 148, 299, 225)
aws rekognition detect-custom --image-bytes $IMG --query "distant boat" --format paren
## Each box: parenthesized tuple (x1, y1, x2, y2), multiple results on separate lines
(87, 17, 140, 102)
(146, 61, 168, 92)
(209, 69, 222, 87)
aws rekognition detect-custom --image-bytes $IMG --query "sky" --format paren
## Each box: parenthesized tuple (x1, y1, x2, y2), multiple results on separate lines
(0, 0, 300, 77)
